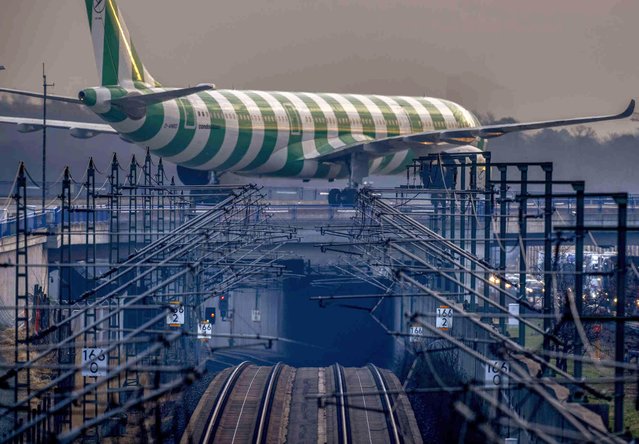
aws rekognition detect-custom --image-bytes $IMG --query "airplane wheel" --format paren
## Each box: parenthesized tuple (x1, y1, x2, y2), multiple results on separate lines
(328, 188, 341, 206)
(340, 188, 358, 206)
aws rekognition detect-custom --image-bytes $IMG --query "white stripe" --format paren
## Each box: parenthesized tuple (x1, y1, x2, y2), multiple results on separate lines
(374, 96, 410, 136)
(91, 87, 111, 114)
(428, 98, 458, 129)
(451, 101, 478, 128)
(165, 94, 210, 164)
(225, 91, 265, 171)
(351, 94, 387, 138)
(302, 93, 342, 148)
(379, 150, 410, 175)
(369, 156, 385, 174)
(278, 92, 320, 158)
(251, 147, 288, 174)
(296, 159, 319, 178)
(112, 114, 146, 134)
(90, 3, 105, 85)
(244, 91, 289, 174)
(141, 99, 180, 151)
(325, 93, 364, 135)
(399, 96, 434, 131)
(198, 91, 239, 169)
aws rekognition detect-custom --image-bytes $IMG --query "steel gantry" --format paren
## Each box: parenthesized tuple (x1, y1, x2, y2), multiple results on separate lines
(317, 151, 637, 442)
(1, 154, 297, 443)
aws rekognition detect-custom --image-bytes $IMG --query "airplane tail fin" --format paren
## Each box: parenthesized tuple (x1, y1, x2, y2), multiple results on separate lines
(83, 0, 159, 87)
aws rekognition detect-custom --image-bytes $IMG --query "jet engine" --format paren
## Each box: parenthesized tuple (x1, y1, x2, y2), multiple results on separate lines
(177, 165, 212, 186)
(419, 145, 486, 190)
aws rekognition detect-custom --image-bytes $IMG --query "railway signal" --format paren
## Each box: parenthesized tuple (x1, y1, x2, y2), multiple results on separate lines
(219, 295, 229, 319)
(205, 307, 216, 325)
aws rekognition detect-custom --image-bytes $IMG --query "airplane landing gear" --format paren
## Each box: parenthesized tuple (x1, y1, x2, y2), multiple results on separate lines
(327, 187, 358, 206)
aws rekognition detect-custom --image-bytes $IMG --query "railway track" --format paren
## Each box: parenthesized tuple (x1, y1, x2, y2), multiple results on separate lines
(201, 361, 250, 443)
(333, 363, 351, 444)
(368, 363, 401, 444)
(185, 363, 421, 443)
(253, 362, 284, 444)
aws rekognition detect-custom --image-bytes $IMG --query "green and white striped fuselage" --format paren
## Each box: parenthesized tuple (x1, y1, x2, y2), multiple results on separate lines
(83, 84, 482, 179)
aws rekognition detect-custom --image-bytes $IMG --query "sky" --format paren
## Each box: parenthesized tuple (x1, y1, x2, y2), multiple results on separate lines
(0, 0, 638, 189)
(0, 0, 637, 123)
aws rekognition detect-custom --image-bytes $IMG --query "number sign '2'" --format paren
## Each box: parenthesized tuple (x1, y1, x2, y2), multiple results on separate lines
(81, 348, 107, 377)
(436, 306, 453, 330)
(167, 301, 185, 327)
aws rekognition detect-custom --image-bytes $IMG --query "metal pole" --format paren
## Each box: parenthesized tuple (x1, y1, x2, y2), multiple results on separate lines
(573, 182, 585, 380)
(614, 194, 627, 433)
(499, 166, 507, 334)
(542, 164, 553, 369)
(518, 166, 528, 346)
(483, 153, 493, 314)
(42, 63, 54, 211)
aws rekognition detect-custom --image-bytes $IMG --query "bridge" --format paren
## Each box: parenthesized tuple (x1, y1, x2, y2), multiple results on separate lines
(1, 150, 638, 443)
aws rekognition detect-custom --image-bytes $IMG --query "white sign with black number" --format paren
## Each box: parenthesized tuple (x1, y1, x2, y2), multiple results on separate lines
(167, 302, 185, 327)
(508, 303, 520, 326)
(197, 320, 212, 339)
(484, 360, 510, 387)
(81, 348, 107, 377)
(409, 325, 424, 343)
(251, 309, 261, 322)
(436, 306, 453, 330)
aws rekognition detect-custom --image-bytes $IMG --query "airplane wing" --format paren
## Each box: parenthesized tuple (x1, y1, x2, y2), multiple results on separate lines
(0, 116, 117, 139)
(0, 87, 82, 104)
(312, 100, 636, 162)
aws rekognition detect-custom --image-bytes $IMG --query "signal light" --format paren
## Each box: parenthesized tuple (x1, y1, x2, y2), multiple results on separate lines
(205, 307, 216, 325)
(219, 295, 229, 319)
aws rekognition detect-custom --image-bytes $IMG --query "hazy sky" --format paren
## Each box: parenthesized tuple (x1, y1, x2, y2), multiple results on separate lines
(0, 0, 637, 131)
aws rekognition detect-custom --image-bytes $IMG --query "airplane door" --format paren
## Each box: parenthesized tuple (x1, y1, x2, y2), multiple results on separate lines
(179, 98, 197, 130)
(283, 103, 301, 136)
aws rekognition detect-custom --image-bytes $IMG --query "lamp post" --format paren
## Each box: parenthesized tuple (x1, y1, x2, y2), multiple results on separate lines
(42, 63, 54, 211)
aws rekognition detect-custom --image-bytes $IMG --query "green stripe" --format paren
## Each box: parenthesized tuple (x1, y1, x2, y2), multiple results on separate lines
(317, 94, 352, 142)
(152, 98, 197, 157)
(126, 99, 165, 142)
(345, 95, 376, 138)
(215, 91, 254, 170)
(441, 100, 467, 127)
(389, 150, 415, 175)
(417, 98, 447, 130)
(242, 92, 278, 171)
(392, 97, 424, 133)
(97, 86, 128, 123)
(377, 153, 395, 172)
(84, 0, 93, 29)
(183, 92, 225, 167)
(102, 2, 120, 86)
(313, 162, 331, 179)
(295, 94, 331, 154)
(367, 96, 401, 137)
(270, 93, 304, 176)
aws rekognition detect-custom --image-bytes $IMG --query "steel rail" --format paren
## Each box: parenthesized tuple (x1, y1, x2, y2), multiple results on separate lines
(367, 364, 400, 444)
(333, 363, 351, 444)
(201, 361, 251, 444)
(253, 362, 283, 444)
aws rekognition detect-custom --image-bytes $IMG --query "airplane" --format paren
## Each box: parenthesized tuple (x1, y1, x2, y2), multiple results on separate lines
(0, 0, 634, 205)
